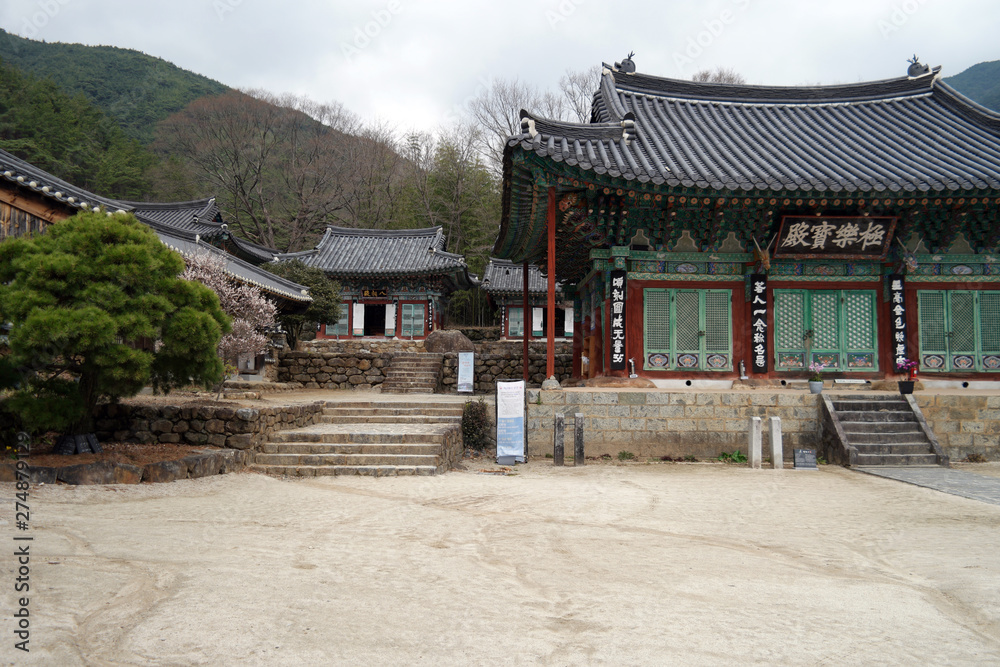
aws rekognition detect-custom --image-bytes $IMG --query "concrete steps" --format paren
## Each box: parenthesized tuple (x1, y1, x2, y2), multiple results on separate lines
(825, 394, 947, 466)
(381, 352, 443, 394)
(251, 401, 464, 477)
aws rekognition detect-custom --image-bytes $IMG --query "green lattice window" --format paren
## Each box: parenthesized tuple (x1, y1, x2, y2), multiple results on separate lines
(643, 288, 732, 371)
(508, 307, 524, 337)
(917, 290, 1000, 372)
(773, 289, 878, 372)
(324, 301, 351, 336)
(401, 303, 425, 337)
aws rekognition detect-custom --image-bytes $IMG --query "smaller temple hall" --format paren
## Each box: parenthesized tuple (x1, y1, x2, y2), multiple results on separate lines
(276, 226, 476, 340)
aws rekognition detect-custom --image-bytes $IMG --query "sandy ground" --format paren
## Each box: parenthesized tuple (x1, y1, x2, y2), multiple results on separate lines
(2, 463, 1000, 665)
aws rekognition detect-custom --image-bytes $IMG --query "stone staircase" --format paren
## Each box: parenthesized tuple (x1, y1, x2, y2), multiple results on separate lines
(821, 394, 949, 467)
(381, 352, 444, 394)
(251, 400, 464, 477)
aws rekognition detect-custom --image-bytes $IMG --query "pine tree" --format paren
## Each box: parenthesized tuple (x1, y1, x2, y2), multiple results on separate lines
(0, 210, 229, 438)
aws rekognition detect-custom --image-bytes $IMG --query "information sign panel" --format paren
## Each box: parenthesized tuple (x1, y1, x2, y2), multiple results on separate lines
(496, 380, 526, 464)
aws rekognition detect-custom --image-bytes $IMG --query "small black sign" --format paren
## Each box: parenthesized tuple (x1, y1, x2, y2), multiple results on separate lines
(794, 449, 818, 470)
(774, 216, 896, 259)
(889, 274, 908, 372)
(609, 270, 626, 371)
(750, 274, 768, 374)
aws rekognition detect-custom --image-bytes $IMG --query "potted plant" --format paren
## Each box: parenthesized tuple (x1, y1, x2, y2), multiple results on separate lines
(808, 362, 826, 394)
(897, 358, 918, 394)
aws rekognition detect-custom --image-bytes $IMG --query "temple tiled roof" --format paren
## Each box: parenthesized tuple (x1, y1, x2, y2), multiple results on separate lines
(0, 149, 309, 303)
(507, 63, 1000, 193)
(157, 228, 311, 303)
(482, 258, 560, 296)
(276, 226, 476, 289)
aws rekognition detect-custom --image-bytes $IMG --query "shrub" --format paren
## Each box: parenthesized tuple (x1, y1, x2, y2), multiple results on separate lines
(617, 450, 636, 461)
(966, 453, 987, 463)
(462, 398, 493, 451)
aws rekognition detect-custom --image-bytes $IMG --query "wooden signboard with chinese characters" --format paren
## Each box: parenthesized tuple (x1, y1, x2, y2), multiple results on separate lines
(609, 270, 626, 371)
(359, 287, 388, 301)
(750, 274, 768, 374)
(888, 275, 908, 372)
(774, 216, 897, 259)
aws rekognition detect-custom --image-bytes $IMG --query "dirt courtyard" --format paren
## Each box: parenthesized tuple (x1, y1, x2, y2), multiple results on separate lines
(3, 463, 1000, 665)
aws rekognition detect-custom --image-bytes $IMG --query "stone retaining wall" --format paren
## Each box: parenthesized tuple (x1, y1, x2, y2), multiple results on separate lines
(0, 449, 250, 485)
(442, 341, 573, 392)
(300, 340, 425, 354)
(915, 394, 1000, 461)
(277, 351, 390, 390)
(526, 390, 821, 460)
(94, 402, 327, 451)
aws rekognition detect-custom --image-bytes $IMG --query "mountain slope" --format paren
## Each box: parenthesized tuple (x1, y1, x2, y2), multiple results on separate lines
(0, 30, 229, 144)
(944, 60, 1000, 112)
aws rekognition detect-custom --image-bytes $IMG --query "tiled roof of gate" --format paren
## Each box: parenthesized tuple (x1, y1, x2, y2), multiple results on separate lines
(506, 63, 1000, 193)
(482, 258, 560, 296)
(0, 149, 308, 302)
(276, 226, 476, 289)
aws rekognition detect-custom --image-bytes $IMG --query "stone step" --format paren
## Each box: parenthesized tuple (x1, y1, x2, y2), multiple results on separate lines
(255, 453, 441, 467)
(833, 400, 910, 412)
(854, 453, 940, 466)
(319, 415, 460, 425)
(321, 407, 462, 417)
(834, 410, 916, 423)
(840, 421, 924, 434)
(850, 443, 935, 455)
(829, 394, 908, 402)
(845, 432, 928, 446)
(260, 442, 443, 455)
(381, 380, 439, 387)
(321, 401, 450, 409)
(268, 430, 448, 444)
(384, 373, 440, 380)
(251, 464, 439, 477)
(382, 386, 442, 394)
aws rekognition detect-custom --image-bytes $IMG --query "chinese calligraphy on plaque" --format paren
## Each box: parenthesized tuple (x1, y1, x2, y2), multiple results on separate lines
(889, 275, 908, 371)
(750, 274, 768, 373)
(609, 270, 626, 371)
(774, 216, 896, 258)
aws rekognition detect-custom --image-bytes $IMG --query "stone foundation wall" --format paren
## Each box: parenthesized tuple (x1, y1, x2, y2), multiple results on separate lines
(94, 402, 327, 451)
(442, 341, 573, 392)
(277, 351, 392, 390)
(915, 394, 1000, 461)
(525, 390, 821, 460)
(300, 340, 425, 354)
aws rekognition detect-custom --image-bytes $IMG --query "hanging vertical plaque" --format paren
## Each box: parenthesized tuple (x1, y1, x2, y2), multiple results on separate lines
(610, 270, 627, 371)
(750, 274, 768, 374)
(889, 274, 907, 371)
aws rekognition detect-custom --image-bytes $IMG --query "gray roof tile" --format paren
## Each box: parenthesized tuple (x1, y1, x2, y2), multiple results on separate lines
(508, 65, 1000, 193)
(482, 258, 561, 296)
(276, 226, 475, 288)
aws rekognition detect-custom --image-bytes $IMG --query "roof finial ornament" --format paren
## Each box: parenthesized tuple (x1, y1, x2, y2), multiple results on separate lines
(615, 52, 636, 74)
(907, 54, 930, 78)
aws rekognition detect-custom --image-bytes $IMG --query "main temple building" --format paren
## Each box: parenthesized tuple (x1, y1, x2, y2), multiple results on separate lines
(494, 57, 1000, 384)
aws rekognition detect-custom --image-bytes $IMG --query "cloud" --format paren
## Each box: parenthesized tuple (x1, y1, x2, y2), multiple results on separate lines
(0, 0, 996, 133)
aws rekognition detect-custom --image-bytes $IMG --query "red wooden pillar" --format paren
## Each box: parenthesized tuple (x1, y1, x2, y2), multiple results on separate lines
(523, 260, 530, 382)
(546, 186, 556, 379)
(571, 295, 582, 379)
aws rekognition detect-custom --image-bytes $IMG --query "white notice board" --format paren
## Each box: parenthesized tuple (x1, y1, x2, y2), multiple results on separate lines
(457, 352, 474, 394)
(496, 380, 526, 463)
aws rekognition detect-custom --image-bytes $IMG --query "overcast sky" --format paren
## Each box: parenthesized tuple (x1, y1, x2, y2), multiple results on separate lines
(1, 0, 997, 134)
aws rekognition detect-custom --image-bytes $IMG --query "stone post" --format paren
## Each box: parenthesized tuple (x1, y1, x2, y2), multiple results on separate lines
(769, 416, 783, 469)
(574, 413, 585, 466)
(553, 413, 565, 466)
(749, 417, 762, 469)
